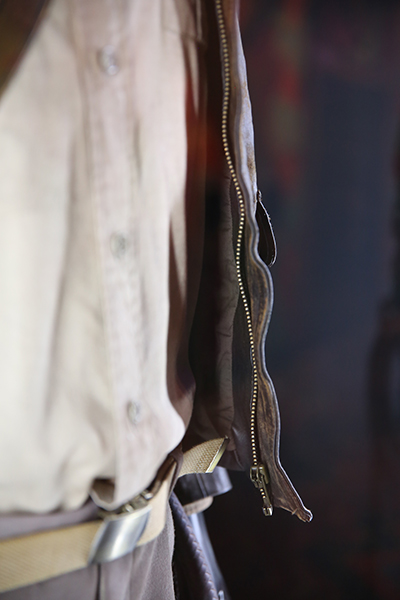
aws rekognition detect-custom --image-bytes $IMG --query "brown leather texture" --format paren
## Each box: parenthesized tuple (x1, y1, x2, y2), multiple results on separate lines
(221, 0, 312, 522)
(0, 0, 49, 98)
(0, 0, 311, 522)
(188, 0, 311, 522)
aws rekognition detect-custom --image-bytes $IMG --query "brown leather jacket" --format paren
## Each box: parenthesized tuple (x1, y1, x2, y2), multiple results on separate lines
(0, 0, 311, 522)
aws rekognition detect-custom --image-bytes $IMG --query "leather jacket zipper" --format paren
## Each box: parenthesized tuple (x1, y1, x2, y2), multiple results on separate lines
(215, 0, 273, 516)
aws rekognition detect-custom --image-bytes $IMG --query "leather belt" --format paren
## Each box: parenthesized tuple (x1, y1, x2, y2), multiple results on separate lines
(0, 437, 228, 593)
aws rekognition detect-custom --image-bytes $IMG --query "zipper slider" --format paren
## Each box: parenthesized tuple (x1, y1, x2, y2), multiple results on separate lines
(250, 463, 273, 517)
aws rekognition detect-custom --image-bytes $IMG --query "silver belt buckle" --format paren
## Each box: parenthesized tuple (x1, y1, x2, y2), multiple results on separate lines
(88, 494, 151, 564)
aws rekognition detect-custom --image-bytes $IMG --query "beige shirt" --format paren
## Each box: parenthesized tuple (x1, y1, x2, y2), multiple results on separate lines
(0, 0, 204, 512)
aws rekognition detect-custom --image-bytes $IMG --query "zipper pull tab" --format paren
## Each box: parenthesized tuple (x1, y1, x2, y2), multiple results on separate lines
(250, 463, 273, 517)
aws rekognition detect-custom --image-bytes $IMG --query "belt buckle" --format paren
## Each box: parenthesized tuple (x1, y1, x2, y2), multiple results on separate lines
(88, 493, 152, 564)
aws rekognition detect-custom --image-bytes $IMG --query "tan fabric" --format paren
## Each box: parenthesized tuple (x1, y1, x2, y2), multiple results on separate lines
(0, 505, 176, 600)
(179, 438, 228, 477)
(136, 465, 175, 547)
(183, 497, 213, 516)
(0, 0, 205, 512)
(0, 466, 175, 593)
(0, 439, 224, 593)
(0, 522, 100, 592)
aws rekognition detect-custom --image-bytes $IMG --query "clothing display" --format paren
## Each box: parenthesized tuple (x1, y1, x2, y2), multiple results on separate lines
(0, 0, 311, 597)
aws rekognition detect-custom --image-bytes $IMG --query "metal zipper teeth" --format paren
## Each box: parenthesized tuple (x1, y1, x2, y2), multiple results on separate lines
(214, 0, 264, 502)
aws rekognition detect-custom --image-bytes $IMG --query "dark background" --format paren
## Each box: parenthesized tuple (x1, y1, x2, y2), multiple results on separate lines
(206, 1, 400, 598)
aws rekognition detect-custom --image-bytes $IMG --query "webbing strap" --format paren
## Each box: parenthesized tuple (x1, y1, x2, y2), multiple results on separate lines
(0, 521, 100, 592)
(0, 438, 227, 593)
(180, 438, 228, 477)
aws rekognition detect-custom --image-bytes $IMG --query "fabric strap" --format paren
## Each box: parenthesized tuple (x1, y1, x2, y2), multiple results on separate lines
(0, 438, 227, 593)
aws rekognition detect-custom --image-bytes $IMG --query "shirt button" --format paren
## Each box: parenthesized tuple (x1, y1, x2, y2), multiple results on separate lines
(127, 401, 141, 426)
(110, 233, 128, 258)
(97, 45, 119, 76)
